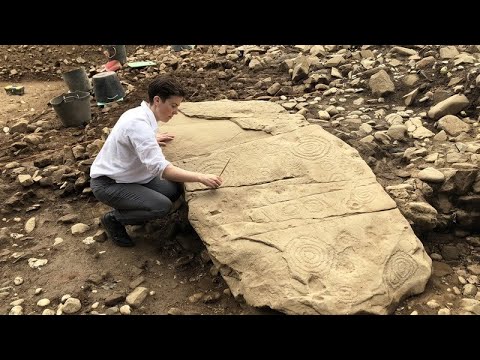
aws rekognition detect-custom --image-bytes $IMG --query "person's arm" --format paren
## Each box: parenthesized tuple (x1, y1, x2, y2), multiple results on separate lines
(163, 164, 222, 189)
(156, 132, 175, 147)
(126, 122, 221, 188)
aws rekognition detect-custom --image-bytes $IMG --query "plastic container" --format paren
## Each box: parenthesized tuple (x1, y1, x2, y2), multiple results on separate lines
(92, 71, 125, 104)
(50, 91, 91, 127)
(62, 67, 92, 93)
(103, 45, 127, 64)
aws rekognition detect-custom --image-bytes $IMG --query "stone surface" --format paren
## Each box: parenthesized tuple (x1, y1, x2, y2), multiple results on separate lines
(162, 100, 432, 315)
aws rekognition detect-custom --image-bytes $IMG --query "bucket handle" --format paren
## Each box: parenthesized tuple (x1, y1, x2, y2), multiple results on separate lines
(107, 94, 119, 100)
(108, 46, 117, 59)
(63, 93, 87, 103)
(63, 95, 77, 103)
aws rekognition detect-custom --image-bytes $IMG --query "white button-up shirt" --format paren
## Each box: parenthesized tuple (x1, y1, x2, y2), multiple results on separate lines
(90, 101, 171, 184)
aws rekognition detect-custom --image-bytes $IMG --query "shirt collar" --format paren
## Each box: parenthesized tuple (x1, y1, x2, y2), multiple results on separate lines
(141, 101, 158, 130)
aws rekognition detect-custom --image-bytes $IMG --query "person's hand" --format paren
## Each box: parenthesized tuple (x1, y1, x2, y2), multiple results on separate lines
(156, 132, 175, 147)
(199, 174, 223, 189)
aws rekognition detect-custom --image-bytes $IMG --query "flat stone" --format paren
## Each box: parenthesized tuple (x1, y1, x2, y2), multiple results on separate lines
(417, 168, 445, 183)
(161, 100, 432, 315)
(432, 261, 453, 277)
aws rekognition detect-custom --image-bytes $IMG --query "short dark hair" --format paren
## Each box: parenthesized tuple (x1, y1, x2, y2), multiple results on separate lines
(148, 75, 186, 103)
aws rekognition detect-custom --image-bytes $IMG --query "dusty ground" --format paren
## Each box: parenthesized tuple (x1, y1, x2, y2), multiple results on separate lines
(0, 45, 478, 315)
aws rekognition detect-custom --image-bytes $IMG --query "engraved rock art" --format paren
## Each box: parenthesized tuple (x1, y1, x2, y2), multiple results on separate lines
(290, 136, 332, 160)
(346, 185, 377, 210)
(162, 100, 432, 315)
(384, 251, 419, 290)
(283, 236, 335, 284)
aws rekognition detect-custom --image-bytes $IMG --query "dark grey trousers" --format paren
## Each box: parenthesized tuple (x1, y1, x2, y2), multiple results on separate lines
(90, 176, 183, 225)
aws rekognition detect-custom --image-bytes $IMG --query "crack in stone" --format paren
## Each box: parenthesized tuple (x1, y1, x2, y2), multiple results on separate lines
(230, 236, 282, 252)
(223, 208, 398, 241)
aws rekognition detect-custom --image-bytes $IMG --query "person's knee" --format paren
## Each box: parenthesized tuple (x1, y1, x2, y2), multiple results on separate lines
(163, 181, 183, 201)
(146, 199, 172, 216)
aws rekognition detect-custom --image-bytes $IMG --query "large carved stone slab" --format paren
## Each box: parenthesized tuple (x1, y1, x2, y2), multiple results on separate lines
(161, 100, 432, 315)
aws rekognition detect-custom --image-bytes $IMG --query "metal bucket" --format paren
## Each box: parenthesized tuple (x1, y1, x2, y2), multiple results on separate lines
(50, 91, 91, 127)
